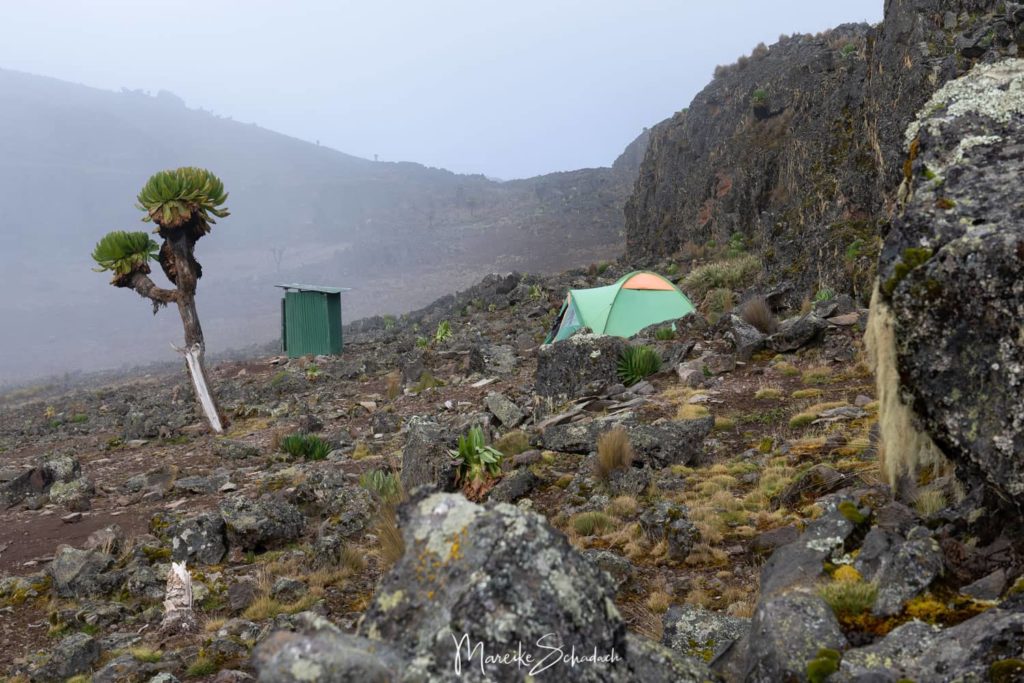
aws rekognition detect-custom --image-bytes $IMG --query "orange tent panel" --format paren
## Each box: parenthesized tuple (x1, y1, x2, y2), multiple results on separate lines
(621, 272, 675, 291)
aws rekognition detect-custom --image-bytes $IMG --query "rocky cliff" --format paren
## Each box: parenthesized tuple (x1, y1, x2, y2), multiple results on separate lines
(625, 0, 1024, 303)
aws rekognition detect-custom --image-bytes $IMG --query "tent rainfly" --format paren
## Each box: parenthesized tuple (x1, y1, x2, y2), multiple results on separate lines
(544, 271, 696, 344)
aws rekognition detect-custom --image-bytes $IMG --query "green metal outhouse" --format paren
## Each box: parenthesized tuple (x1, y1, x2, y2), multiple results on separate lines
(275, 284, 348, 357)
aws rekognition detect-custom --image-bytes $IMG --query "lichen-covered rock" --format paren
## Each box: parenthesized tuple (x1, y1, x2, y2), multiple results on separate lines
(219, 496, 305, 552)
(486, 468, 539, 504)
(0, 455, 81, 508)
(484, 392, 524, 428)
(252, 495, 717, 681)
(881, 59, 1024, 506)
(745, 592, 847, 682)
(725, 315, 766, 361)
(766, 314, 827, 353)
(835, 608, 1024, 681)
(759, 509, 854, 597)
(28, 632, 100, 682)
(399, 416, 458, 493)
(252, 614, 405, 683)
(542, 415, 712, 468)
(535, 334, 628, 398)
(640, 500, 699, 561)
(48, 477, 94, 511)
(469, 343, 517, 376)
(213, 438, 260, 460)
(662, 605, 749, 664)
(868, 527, 944, 617)
(48, 546, 118, 598)
(169, 512, 227, 565)
(290, 468, 374, 533)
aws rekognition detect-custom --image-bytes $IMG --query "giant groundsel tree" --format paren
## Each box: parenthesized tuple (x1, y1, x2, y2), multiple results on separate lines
(92, 167, 230, 432)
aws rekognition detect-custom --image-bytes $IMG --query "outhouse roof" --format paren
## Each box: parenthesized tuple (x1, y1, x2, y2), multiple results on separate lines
(274, 283, 351, 294)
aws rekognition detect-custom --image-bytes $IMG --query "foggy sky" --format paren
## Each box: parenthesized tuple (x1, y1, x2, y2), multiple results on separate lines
(0, 1, 882, 179)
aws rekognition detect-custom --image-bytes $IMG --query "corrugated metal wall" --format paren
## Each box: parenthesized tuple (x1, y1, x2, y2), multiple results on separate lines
(282, 290, 342, 357)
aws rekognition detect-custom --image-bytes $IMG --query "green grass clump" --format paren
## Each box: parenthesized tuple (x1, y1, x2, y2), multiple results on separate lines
(681, 254, 761, 298)
(278, 433, 331, 461)
(991, 659, 1024, 683)
(70, 414, 89, 424)
(572, 511, 617, 536)
(654, 326, 676, 341)
(617, 345, 662, 386)
(792, 388, 823, 399)
(131, 647, 163, 663)
(411, 371, 445, 393)
(359, 469, 403, 505)
(801, 366, 834, 385)
(185, 656, 218, 678)
(494, 430, 531, 456)
(819, 580, 877, 616)
(806, 648, 841, 683)
(754, 386, 782, 400)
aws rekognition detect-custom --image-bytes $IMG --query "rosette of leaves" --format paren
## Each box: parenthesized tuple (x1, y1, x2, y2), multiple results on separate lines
(617, 345, 662, 386)
(449, 426, 503, 498)
(91, 231, 160, 285)
(136, 167, 229, 236)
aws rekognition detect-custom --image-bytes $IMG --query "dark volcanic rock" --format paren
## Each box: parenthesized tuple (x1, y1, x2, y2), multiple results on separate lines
(219, 496, 305, 552)
(625, 1, 1024, 301)
(48, 546, 117, 598)
(879, 59, 1024, 507)
(486, 468, 539, 504)
(766, 314, 828, 353)
(759, 509, 854, 597)
(170, 512, 228, 565)
(535, 334, 627, 398)
(28, 632, 100, 682)
(745, 592, 847, 683)
(260, 492, 716, 682)
(542, 416, 712, 468)
(399, 416, 458, 493)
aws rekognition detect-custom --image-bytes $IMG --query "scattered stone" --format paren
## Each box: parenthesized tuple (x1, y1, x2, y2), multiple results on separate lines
(961, 568, 1007, 601)
(47, 477, 94, 511)
(28, 632, 100, 682)
(468, 343, 517, 375)
(484, 392, 524, 428)
(170, 512, 228, 565)
(726, 315, 767, 361)
(213, 439, 260, 460)
(542, 415, 712, 468)
(486, 468, 539, 504)
(271, 577, 307, 603)
(399, 417, 458, 492)
(640, 500, 698, 561)
(228, 579, 259, 614)
(759, 510, 854, 597)
(662, 605, 749, 663)
(512, 449, 542, 466)
(766, 313, 827, 352)
(49, 546, 117, 598)
(582, 549, 635, 591)
(870, 526, 945, 616)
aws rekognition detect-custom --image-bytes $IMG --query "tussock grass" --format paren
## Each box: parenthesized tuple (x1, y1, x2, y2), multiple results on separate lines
(792, 388, 824, 399)
(714, 416, 736, 431)
(646, 591, 672, 614)
(754, 385, 783, 400)
(677, 404, 710, 420)
(774, 362, 801, 377)
(819, 580, 877, 616)
(801, 366, 834, 385)
(914, 489, 947, 517)
(595, 427, 635, 481)
(740, 296, 778, 334)
(607, 495, 639, 517)
(572, 511, 617, 537)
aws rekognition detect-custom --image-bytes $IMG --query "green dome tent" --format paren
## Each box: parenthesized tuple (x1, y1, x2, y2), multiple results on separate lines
(544, 271, 696, 344)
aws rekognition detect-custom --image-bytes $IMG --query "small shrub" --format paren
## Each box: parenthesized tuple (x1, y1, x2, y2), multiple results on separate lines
(617, 346, 662, 386)
(415, 336, 429, 348)
(131, 647, 163, 663)
(681, 254, 761, 298)
(185, 657, 218, 678)
(278, 433, 331, 461)
(813, 288, 834, 302)
(607, 495, 639, 517)
(818, 580, 877, 616)
(70, 413, 89, 424)
(304, 363, 321, 381)
(751, 88, 768, 106)
(702, 288, 735, 323)
(572, 511, 617, 536)
(595, 427, 635, 481)
(740, 296, 778, 334)
(528, 284, 543, 300)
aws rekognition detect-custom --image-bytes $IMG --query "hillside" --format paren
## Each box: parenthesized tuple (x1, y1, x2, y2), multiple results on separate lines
(0, 69, 644, 382)
(624, 0, 1022, 306)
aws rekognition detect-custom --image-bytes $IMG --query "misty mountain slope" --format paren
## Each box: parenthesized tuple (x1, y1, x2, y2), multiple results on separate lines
(0, 68, 644, 382)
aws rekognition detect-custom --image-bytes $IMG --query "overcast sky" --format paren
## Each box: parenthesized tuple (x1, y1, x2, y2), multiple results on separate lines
(0, 1, 882, 179)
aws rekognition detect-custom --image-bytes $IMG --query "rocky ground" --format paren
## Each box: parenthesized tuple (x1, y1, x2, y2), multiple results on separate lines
(3, 252, 1019, 682)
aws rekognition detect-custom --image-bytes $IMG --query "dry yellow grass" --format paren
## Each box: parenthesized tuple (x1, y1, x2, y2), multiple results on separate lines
(802, 366, 834, 385)
(676, 404, 711, 420)
(595, 427, 635, 481)
(754, 385, 783, 400)
(607, 495, 639, 517)
(646, 591, 672, 614)
(864, 286, 950, 487)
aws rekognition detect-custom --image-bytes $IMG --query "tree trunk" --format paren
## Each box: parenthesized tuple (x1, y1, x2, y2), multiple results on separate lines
(166, 230, 225, 433)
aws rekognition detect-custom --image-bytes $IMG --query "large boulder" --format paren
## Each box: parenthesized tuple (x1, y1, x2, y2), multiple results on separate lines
(535, 334, 628, 398)
(169, 512, 228, 565)
(399, 417, 458, 493)
(254, 493, 717, 682)
(27, 632, 100, 682)
(0, 455, 81, 508)
(879, 59, 1024, 506)
(744, 592, 847, 683)
(48, 546, 118, 598)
